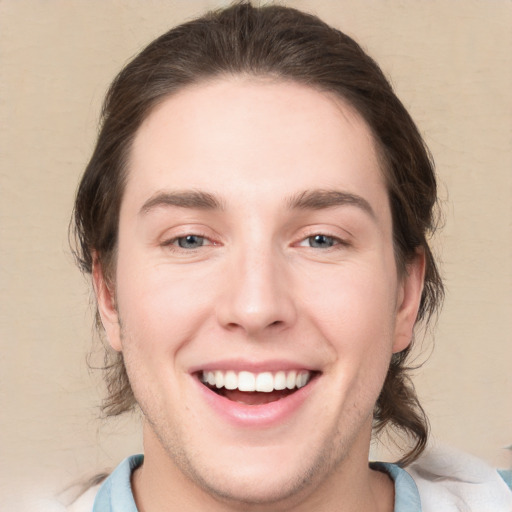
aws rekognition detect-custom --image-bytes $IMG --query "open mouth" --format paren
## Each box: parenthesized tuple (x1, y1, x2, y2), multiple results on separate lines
(198, 370, 318, 406)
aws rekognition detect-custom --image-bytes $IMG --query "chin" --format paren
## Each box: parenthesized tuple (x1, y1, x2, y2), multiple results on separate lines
(187, 462, 316, 508)
(164, 435, 343, 509)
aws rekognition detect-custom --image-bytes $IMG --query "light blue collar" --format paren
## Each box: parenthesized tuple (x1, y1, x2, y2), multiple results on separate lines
(371, 462, 422, 512)
(93, 454, 142, 512)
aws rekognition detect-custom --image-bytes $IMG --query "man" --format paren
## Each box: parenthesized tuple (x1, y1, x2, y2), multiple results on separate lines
(70, 3, 512, 511)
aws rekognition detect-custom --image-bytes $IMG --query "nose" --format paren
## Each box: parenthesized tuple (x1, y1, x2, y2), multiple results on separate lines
(216, 245, 298, 337)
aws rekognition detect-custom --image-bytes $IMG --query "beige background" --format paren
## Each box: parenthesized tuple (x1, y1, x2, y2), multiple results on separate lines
(1, 0, 511, 509)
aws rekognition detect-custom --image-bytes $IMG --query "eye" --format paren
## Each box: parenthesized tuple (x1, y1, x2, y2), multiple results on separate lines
(298, 233, 349, 249)
(174, 235, 207, 249)
(301, 234, 339, 249)
(175, 235, 205, 249)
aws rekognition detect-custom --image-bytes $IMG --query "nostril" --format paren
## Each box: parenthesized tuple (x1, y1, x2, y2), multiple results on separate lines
(222, 319, 284, 333)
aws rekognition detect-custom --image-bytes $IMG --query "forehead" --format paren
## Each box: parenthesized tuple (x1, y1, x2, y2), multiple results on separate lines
(124, 77, 388, 217)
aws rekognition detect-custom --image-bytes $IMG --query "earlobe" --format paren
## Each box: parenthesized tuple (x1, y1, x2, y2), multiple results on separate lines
(392, 250, 426, 354)
(92, 256, 123, 352)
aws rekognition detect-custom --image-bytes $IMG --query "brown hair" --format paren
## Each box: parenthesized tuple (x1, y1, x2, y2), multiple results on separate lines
(72, 1, 443, 466)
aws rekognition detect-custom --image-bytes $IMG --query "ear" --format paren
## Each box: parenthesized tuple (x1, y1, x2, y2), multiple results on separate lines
(392, 249, 426, 353)
(92, 255, 122, 352)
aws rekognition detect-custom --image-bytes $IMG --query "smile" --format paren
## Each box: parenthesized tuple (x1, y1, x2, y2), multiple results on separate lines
(193, 365, 320, 426)
(197, 369, 318, 410)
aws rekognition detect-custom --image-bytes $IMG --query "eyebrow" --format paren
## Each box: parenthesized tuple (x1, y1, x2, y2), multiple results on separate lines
(287, 189, 376, 219)
(139, 188, 375, 219)
(140, 190, 223, 214)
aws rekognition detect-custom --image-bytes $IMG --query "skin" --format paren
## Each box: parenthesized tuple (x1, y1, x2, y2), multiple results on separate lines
(94, 77, 425, 512)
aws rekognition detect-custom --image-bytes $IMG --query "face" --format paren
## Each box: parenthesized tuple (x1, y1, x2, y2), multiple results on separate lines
(95, 78, 424, 507)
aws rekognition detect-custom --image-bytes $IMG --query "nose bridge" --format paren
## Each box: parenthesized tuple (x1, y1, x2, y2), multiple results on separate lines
(217, 236, 296, 335)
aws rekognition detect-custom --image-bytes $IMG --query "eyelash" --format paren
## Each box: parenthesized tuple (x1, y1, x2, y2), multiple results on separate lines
(161, 232, 349, 252)
(161, 233, 215, 252)
(296, 233, 349, 250)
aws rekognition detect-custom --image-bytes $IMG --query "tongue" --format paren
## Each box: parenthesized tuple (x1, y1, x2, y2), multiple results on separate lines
(223, 389, 294, 405)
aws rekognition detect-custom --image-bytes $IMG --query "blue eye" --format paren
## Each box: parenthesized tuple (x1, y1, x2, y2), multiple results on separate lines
(176, 235, 206, 249)
(307, 235, 336, 248)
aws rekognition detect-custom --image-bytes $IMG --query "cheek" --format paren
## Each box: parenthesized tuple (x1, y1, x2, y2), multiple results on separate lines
(302, 263, 398, 344)
(300, 262, 398, 398)
(115, 259, 217, 353)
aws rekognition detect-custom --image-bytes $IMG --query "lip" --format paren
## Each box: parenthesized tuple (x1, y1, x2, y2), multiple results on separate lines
(192, 366, 319, 428)
(189, 358, 316, 374)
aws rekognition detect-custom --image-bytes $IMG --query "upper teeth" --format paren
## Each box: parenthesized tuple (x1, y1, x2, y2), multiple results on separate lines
(200, 370, 311, 393)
